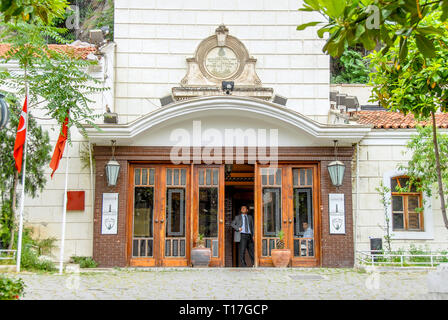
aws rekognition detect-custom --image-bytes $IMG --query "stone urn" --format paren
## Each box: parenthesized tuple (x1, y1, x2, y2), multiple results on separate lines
(191, 247, 211, 267)
(271, 249, 291, 268)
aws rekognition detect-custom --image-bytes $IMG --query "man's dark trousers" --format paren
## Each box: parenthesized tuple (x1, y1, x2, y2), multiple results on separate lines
(239, 233, 254, 267)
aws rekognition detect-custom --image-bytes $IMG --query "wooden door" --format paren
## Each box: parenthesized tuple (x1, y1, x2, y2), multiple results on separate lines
(159, 166, 191, 267)
(129, 166, 159, 267)
(256, 165, 290, 267)
(255, 164, 320, 267)
(128, 165, 191, 267)
(192, 166, 225, 267)
(288, 165, 320, 267)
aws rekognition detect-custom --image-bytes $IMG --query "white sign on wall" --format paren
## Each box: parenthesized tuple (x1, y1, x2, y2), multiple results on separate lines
(329, 193, 346, 234)
(101, 193, 119, 235)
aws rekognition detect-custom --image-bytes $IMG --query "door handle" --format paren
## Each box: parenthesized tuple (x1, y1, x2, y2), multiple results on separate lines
(160, 219, 164, 223)
(220, 219, 223, 223)
(155, 219, 159, 223)
(283, 220, 287, 223)
(289, 219, 292, 223)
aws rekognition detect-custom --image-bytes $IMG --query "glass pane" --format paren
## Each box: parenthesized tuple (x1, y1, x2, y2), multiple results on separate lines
(213, 169, 219, 186)
(275, 169, 281, 185)
(262, 172, 267, 186)
(393, 213, 404, 230)
(206, 169, 212, 185)
(181, 169, 186, 185)
(392, 196, 403, 212)
(147, 240, 153, 257)
(166, 188, 185, 237)
(300, 169, 306, 186)
(199, 188, 218, 238)
(135, 169, 141, 185)
(149, 169, 155, 185)
(132, 239, 138, 257)
(294, 189, 313, 238)
(408, 196, 419, 211)
(212, 240, 219, 257)
(398, 177, 409, 190)
(141, 169, 148, 185)
(263, 188, 281, 237)
(409, 182, 417, 193)
(294, 239, 300, 257)
(173, 239, 179, 257)
(174, 169, 179, 186)
(262, 239, 268, 256)
(408, 212, 420, 229)
(391, 178, 398, 192)
(180, 240, 186, 256)
(307, 169, 313, 185)
(133, 187, 154, 237)
(293, 169, 299, 186)
(140, 239, 146, 257)
(165, 239, 171, 256)
(167, 169, 172, 185)
(205, 239, 211, 248)
(269, 172, 274, 185)
(269, 239, 276, 255)
(199, 170, 204, 185)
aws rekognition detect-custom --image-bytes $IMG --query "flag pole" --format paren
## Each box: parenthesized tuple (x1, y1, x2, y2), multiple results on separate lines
(16, 71, 29, 273)
(58, 137, 70, 275)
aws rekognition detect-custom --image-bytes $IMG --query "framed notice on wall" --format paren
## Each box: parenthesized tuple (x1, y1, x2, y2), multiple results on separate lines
(329, 193, 346, 234)
(101, 193, 119, 235)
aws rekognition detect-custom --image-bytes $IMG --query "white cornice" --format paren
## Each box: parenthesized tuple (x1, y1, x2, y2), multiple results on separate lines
(85, 96, 371, 145)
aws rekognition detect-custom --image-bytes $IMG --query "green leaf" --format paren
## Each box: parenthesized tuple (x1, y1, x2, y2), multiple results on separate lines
(415, 34, 436, 58)
(296, 21, 322, 31)
(320, 0, 346, 17)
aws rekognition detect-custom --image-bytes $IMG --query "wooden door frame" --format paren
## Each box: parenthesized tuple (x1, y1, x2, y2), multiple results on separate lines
(127, 164, 191, 267)
(255, 162, 321, 267)
(192, 165, 225, 267)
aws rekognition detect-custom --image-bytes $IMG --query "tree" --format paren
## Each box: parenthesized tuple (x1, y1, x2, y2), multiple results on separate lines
(298, 0, 448, 230)
(0, 0, 68, 24)
(0, 93, 51, 249)
(0, 21, 106, 250)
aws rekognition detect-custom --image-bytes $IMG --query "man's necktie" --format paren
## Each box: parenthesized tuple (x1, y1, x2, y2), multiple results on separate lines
(244, 215, 249, 234)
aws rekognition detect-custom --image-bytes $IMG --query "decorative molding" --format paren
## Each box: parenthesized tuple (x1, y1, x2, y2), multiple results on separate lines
(84, 96, 372, 145)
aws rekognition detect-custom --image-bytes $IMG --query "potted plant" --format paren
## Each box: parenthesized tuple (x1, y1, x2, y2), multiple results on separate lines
(271, 230, 291, 268)
(190, 233, 211, 267)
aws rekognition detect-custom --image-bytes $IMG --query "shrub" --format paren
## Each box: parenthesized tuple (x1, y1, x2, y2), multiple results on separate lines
(0, 276, 25, 300)
(70, 256, 98, 268)
(18, 228, 56, 272)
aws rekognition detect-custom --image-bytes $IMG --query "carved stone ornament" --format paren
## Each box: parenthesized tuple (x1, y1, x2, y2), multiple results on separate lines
(173, 25, 273, 101)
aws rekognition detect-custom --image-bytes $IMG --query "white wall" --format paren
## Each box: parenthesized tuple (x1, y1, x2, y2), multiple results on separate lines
(354, 132, 448, 253)
(114, 0, 330, 124)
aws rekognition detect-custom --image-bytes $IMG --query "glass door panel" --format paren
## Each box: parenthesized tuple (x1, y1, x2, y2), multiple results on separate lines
(293, 188, 314, 257)
(199, 187, 219, 257)
(133, 187, 154, 257)
(260, 168, 282, 257)
(165, 188, 186, 257)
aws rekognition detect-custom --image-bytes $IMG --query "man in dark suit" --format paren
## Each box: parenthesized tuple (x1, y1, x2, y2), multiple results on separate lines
(231, 205, 254, 267)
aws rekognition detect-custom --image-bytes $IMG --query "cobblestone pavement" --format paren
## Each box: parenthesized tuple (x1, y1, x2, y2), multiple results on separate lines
(6, 267, 438, 300)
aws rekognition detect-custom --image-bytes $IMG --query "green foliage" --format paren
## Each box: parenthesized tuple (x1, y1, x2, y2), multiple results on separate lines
(398, 126, 448, 199)
(35, 237, 57, 256)
(297, 0, 448, 59)
(0, 0, 68, 24)
(18, 228, 56, 272)
(0, 93, 51, 248)
(375, 182, 393, 252)
(0, 276, 25, 300)
(94, 0, 114, 41)
(70, 256, 98, 268)
(331, 49, 370, 83)
(0, 22, 105, 135)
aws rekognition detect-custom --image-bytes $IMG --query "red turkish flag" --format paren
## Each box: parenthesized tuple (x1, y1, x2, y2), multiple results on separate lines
(13, 97, 28, 173)
(49, 114, 69, 178)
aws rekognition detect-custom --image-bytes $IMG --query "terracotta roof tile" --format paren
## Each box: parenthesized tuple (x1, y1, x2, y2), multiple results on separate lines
(354, 111, 448, 129)
(0, 43, 97, 60)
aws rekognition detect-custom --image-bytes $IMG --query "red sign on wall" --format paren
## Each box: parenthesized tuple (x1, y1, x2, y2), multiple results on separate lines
(67, 191, 85, 211)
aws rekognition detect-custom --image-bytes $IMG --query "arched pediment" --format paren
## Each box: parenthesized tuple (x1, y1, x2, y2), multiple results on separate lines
(85, 96, 371, 147)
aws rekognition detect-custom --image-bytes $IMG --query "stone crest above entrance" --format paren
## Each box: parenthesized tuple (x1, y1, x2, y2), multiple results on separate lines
(172, 25, 274, 101)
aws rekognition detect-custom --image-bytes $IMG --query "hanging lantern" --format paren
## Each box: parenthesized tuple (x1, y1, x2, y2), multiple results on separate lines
(327, 140, 346, 187)
(105, 140, 120, 186)
(0, 94, 9, 129)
